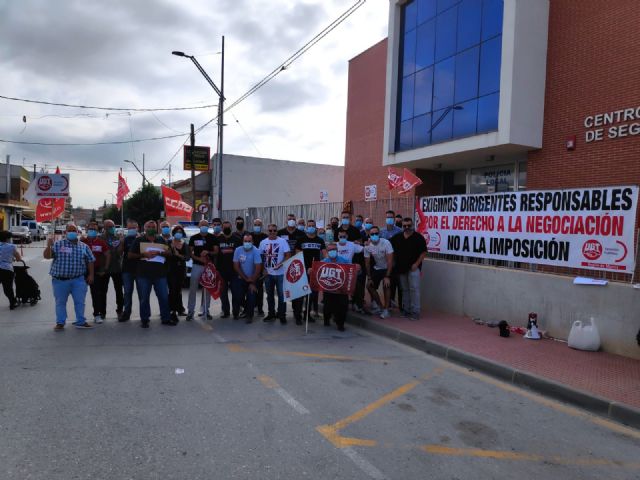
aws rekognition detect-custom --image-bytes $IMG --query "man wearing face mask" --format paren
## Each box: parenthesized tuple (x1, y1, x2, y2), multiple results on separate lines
(395, 214, 404, 229)
(216, 220, 241, 318)
(187, 219, 219, 321)
(277, 213, 302, 255)
(318, 243, 352, 332)
(82, 221, 111, 323)
(128, 220, 172, 328)
(260, 223, 291, 324)
(44, 223, 96, 330)
(337, 211, 362, 242)
(232, 216, 247, 241)
(101, 219, 124, 321)
(381, 210, 403, 310)
(364, 226, 394, 319)
(294, 219, 327, 324)
(211, 218, 223, 238)
(232, 233, 263, 323)
(329, 216, 340, 237)
(251, 218, 267, 316)
(159, 220, 173, 242)
(391, 218, 427, 320)
(119, 220, 139, 322)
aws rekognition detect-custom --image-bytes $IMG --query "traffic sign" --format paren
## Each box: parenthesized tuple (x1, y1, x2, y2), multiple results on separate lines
(198, 203, 209, 214)
(365, 184, 377, 202)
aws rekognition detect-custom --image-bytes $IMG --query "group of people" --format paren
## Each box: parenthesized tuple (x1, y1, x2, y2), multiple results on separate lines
(36, 209, 426, 331)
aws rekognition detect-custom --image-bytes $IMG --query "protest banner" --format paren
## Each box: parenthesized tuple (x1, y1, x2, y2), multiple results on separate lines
(309, 260, 358, 295)
(283, 252, 310, 301)
(416, 186, 639, 272)
(199, 262, 224, 300)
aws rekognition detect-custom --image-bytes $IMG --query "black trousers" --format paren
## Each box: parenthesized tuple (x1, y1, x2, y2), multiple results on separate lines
(0, 269, 16, 305)
(168, 267, 185, 313)
(323, 292, 348, 328)
(90, 272, 123, 316)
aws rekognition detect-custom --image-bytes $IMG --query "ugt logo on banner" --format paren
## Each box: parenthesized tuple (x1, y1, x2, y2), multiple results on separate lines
(309, 260, 358, 295)
(283, 252, 309, 301)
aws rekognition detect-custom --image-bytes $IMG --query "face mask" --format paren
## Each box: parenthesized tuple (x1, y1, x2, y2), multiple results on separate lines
(355, 220, 363, 229)
(161, 227, 171, 235)
(107, 227, 116, 235)
(385, 218, 394, 226)
(213, 226, 222, 234)
(318, 234, 326, 241)
(364, 223, 373, 230)
(253, 225, 262, 233)
(338, 237, 347, 245)
(395, 220, 403, 228)
(341, 218, 349, 226)
(200, 226, 209, 234)
(87, 229, 97, 238)
(66, 232, 78, 241)
(236, 222, 244, 230)
(297, 225, 305, 231)
(223, 227, 232, 235)
(174, 232, 184, 240)
(127, 229, 137, 237)
(145, 229, 157, 237)
(243, 242, 253, 250)
(306, 226, 316, 235)
(370, 234, 380, 243)
(331, 222, 339, 228)
(287, 219, 296, 228)
(328, 250, 338, 259)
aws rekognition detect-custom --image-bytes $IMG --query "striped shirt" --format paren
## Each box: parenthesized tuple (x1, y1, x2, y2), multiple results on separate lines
(49, 239, 95, 279)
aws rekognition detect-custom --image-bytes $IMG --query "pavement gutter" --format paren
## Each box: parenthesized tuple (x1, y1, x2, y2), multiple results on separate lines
(346, 312, 640, 430)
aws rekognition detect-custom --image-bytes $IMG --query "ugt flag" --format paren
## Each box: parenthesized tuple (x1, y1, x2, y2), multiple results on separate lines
(199, 262, 224, 300)
(283, 252, 310, 301)
(309, 260, 358, 295)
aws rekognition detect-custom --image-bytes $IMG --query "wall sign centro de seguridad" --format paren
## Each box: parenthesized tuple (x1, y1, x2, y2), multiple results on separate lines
(584, 106, 640, 143)
(416, 186, 638, 273)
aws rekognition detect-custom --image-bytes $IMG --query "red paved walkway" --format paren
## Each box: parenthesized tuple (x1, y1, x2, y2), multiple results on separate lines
(365, 310, 640, 410)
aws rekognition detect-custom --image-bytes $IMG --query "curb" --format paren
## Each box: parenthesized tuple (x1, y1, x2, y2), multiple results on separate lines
(346, 313, 640, 430)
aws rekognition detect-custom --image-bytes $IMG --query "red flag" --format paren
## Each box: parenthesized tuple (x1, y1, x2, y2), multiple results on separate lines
(116, 170, 130, 208)
(36, 166, 65, 221)
(161, 185, 193, 220)
(398, 168, 423, 194)
(309, 260, 358, 295)
(199, 262, 225, 300)
(387, 167, 403, 191)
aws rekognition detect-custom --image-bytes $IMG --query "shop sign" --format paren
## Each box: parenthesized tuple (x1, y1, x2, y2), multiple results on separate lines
(416, 186, 638, 273)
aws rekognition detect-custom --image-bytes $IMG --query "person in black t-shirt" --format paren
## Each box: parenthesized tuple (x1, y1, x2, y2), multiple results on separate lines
(293, 220, 327, 324)
(120, 219, 139, 322)
(337, 210, 362, 242)
(167, 225, 189, 322)
(277, 213, 302, 254)
(187, 219, 219, 321)
(390, 217, 427, 320)
(216, 220, 241, 318)
(232, 216, 247, 241)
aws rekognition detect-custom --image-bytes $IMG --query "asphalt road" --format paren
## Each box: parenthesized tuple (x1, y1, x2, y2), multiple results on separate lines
(1, 244, 639, 479)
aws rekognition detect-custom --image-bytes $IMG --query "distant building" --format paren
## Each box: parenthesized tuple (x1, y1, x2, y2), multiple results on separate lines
(0, 163, 34, 229)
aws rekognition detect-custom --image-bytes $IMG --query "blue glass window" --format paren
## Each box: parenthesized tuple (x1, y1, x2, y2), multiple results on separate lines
(453, 99, 478, 137)
(479, 35, 501, 95)
(396, 0, 503, 151)
(435, 6, 457, 62)
(417, 0, 437, 24)
(414, 67, 433, 117)
(433, 57, 455, 111)
(403, 30, 417, 77)
(454, 46, 479, 103)
(477, 93, 499, 132)
(415, 20, 435, 71)
(400, 75, 415, 121)
(457, 0, 482, 51)
(482, 0, 503, 40)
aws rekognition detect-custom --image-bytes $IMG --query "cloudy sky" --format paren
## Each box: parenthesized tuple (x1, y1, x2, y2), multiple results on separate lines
(0, 0, 388, 209)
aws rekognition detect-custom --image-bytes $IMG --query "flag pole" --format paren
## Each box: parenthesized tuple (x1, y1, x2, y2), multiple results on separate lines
(305, 293, 310, 335)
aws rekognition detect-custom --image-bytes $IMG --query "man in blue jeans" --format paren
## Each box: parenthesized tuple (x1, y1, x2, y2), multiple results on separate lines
(391, 217, 427, 320)
(232, 233, 263, 323)
(119, 219, 139, 322)
(259, 224, 290, 324)
(128, 220, 172, 328)
(43, 223, 96, 331)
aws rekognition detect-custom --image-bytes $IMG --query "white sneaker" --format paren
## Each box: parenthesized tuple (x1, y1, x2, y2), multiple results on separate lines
(94, 315, 103, 324)
(380, 309, 390, 319)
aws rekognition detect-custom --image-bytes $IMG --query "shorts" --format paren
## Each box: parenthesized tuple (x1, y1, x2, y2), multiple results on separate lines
(370, 269, 388, 289)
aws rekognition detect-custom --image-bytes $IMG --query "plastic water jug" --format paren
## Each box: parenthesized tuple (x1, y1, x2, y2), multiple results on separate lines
(567, 317, 601, 351)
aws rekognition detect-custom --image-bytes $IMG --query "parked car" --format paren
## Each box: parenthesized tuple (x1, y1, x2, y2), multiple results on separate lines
(10, 226, 32, 244)
(21, 220, 45, 241)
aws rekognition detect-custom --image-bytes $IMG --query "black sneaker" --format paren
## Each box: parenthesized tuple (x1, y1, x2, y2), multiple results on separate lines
(257, 310, 265, 317)
(206, 314, 213, 320)
(54, 323, 64, 331)
(263, 314, 276, 323)
(74, 322, 94, 330)
(161, 320, 176, 326)
(141, 321, 150, 328)
(177, 310, 187, 317)
(220, 313, 230, 319)
(186, 313, 193, 321)
(119, 313, 130, 323)
(280, 318, 287, 325)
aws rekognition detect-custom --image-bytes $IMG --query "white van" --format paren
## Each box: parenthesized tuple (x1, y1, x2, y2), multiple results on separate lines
(21, 220, 45, 241)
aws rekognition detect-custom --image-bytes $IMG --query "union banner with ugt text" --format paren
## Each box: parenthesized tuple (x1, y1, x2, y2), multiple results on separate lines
(416, 186, 639, 273)
(309, 261, 358, 295)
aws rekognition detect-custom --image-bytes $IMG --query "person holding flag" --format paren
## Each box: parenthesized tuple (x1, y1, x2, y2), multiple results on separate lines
(293, 220, 326, 324)
(317, 243, 353, 332)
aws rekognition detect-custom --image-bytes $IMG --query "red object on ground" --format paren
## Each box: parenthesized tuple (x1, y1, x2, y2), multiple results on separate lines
(368, 310, 640, 410)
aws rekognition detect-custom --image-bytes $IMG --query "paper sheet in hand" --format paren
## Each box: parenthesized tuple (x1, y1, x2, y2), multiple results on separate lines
(140, 242, 167, 264)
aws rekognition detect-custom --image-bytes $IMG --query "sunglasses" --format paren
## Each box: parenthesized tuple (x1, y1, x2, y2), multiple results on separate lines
(268, 229, 277, 232)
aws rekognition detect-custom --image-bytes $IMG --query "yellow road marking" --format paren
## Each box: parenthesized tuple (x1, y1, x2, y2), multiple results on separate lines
(226, 343, 388, 363)
(420, 444, 640, 469)
(257, 375, 279, 389)
(317, 367, 445, 448)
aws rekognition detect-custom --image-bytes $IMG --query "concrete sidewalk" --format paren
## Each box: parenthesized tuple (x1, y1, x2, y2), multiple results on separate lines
(346, 308, 640, 429)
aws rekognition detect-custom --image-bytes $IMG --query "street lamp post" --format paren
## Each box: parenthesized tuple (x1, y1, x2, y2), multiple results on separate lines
(124, 159, 147, 186)
(172, 37, 225, 218)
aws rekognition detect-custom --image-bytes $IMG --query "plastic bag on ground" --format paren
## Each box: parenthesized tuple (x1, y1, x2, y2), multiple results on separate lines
(567, 318, 601, 352)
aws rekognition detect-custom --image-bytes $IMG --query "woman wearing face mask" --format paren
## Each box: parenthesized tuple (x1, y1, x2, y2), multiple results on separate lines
(167, 226, 189, 322)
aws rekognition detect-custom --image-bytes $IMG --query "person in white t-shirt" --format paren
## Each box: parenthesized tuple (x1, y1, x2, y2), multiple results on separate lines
(259, 224, 291, 324)
(364, 226, 394, 319)
(336, 231, 364, 263)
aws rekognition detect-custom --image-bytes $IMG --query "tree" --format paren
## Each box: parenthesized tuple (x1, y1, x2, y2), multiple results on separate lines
(122, 183, 163, 227)
(102, 205, 121, 223)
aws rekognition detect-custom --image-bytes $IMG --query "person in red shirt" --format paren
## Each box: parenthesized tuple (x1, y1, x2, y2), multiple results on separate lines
(81, 221, 111, 323)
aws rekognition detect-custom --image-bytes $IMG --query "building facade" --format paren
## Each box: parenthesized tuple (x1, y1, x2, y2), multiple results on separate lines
(344, 0, 640, 358)
(0, 163, 34, 229)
